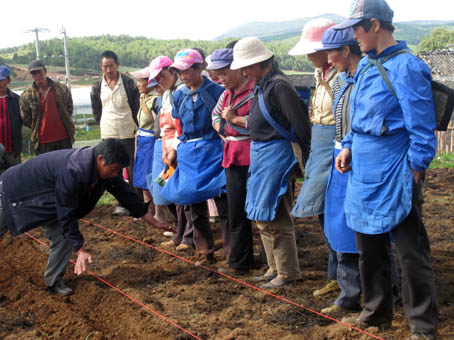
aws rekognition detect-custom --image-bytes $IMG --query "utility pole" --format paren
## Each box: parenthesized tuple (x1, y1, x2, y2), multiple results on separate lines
(26, 27, 49, 60)
(60, 26, 71, 90)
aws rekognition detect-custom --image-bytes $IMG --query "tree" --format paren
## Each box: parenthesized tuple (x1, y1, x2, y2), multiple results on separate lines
(418, 28, 454, 52)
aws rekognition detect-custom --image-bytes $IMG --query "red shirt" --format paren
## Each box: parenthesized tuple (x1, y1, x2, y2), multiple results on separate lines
(0, 96, 13, 153)
(219, 80, 254, 168)
(39, 89, 68, 143)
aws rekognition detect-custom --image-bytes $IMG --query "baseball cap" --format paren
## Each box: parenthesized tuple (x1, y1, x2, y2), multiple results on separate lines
(28, 59, 46, 73)
(130, 67, 150, 80)
(0, 65, 11, 80)
(334, 0, 394, 30)
(147, 56, 173, 88)
(206, 49, 234, 70)
(170, 49, 203, 71)
(288, 18, 335, 56)
(315, 27, 357, 51)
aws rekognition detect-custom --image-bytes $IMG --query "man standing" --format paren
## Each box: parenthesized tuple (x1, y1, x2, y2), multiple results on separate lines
(20, 60, 75, 155)
(0, 65, 22, 173)
(90, 51, 140, 200)
(334, 1, 438, 339)
(0, 139, 173, 296)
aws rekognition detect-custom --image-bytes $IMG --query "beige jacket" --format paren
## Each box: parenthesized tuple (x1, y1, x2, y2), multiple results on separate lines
(311, 66, 338, 125)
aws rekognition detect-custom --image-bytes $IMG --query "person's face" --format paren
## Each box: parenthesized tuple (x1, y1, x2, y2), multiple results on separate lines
(137, 78, 151, 94)
(241, 63, 264, 83)
(307, 51, 328, 68)
(353, 20, 378, 53)
(0, 77, 10, 95)
(30, 69, 48, 87)
(176, 66, 202, 88)
(101, 57, 119, 78)
(96, 156, 123, 180)
(327, 48, 349, 73)
(214, 68, 242, 90)
(155, 68, 176, 90)
(207, 70, 220, 83)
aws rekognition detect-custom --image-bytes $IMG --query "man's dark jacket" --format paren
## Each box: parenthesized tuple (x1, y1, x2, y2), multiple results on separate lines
(90, 73, 140, 125)
(5, 88, 22, 154)
(0, 147, 148, 251)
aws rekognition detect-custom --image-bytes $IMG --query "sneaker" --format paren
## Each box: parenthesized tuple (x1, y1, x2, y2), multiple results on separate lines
(341, 316, 391, 331)
(112, 206, 128, 216)
(160, 240, 175, 247)
(260, 277, 296, 289)
(313, 280, 339, 297)
(195, 253, 215, 266)
(251, 273, 277, 283)
(175, 244, 190, 251)
(163, 231, 175, 238)
(409, 333, 435, 340)
(321, 304, 344, 314)
(48, 280, 73, 296)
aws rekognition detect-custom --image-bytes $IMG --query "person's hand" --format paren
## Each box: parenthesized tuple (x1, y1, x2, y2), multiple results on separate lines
(167, 149, 177, 168)
(335, 148, 352, 174)
(221, 106, 236, 122)
(411, 169, 421, 184)
(142, 212, 176, 233)
(74, 248, 92, 275)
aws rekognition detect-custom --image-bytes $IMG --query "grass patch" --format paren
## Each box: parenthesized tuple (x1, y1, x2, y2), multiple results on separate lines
(429, 153, 454, 169)
(75, 126, 101, 140)
(97, 192, 116, 206)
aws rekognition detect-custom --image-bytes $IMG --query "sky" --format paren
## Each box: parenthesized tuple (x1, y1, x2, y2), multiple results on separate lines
(1, 0, 453, 49)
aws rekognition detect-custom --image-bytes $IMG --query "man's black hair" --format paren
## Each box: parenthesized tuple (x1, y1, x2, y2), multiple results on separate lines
(94, 138, 130, 167)
(100, 50, 119, 63)
(333, 43, 362, 56)
(356, 19, 394, 33)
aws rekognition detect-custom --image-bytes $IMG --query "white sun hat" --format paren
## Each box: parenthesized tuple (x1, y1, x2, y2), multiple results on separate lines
(288, 18, 335, 56)
(230, 37, 274, 70)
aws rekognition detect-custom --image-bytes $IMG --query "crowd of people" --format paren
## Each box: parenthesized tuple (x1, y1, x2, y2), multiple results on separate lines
(0, 0, 441, 338)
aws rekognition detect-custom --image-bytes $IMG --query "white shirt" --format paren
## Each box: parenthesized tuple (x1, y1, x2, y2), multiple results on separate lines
(100, 75, 136, 139)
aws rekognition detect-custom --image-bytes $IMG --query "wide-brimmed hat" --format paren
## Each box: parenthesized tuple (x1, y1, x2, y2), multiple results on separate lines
(130, 67, 150, 80)
(170, 49, 203, 71)
(315, 27, 357, 51)
(230, 37, 274, 70)
(334, 0, 394, 30)
(206, 48, 234, 70)
(288, 18, 335, 55)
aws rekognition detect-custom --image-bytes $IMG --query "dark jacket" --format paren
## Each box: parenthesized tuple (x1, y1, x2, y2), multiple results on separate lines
(5, 88, 22, 154)
(90, 73, 140, 126)
(19, 77, 75, 149)
(0, 147, 148, 252)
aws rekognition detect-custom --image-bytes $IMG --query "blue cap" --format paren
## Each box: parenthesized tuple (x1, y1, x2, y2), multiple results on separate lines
(0, 65, 11, 80)
(146, 79, 157, 88)
(315, 28, 357, 51)
(206, 48, 233, 71)
(334, 0, 394, 30)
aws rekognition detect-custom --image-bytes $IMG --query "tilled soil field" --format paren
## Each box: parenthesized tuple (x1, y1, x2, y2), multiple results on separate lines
(1, 168, 453, 340)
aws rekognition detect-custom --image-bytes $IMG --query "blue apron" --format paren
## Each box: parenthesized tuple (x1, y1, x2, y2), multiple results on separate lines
(324, 145, 357, 253)
(146, 139, 172, 206)
(246, 139, 297, 222)
(161, 138, 226, 205)
(292, 125, 336, 218)
(133, 128, 155, 189)
(345, 132, 413, 234)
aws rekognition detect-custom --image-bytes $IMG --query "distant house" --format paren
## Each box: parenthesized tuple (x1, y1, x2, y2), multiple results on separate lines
(418, 50, 454, 90)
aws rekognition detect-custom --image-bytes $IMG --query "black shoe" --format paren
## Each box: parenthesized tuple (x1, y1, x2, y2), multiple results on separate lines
(218, 267, 251, 276)
(48, 280, 73, 296)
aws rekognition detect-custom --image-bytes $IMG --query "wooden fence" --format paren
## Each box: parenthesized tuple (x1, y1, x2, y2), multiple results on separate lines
(436, 124, 454, 154)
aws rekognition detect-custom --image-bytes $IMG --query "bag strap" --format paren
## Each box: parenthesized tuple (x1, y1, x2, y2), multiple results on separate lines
(255, 85, 297, 143)
(361, 49, 411, 99)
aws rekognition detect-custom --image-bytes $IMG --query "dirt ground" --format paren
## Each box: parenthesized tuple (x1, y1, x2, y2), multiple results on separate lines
(1, 168, 453, 340)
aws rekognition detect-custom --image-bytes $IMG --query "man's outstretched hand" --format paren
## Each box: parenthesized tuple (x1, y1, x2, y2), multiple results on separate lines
(142, 212, 176, 233)
(74, 248, 93, 275)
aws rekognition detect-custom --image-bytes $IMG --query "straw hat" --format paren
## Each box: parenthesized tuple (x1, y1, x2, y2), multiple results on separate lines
(230, 37, 274, 70)
(288, 18, 335, 55)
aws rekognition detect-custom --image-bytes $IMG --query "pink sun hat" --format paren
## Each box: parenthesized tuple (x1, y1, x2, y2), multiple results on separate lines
(170, 49, 203, 71)
(288, 18, 335, 56)
(130, 67, 150, 80)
